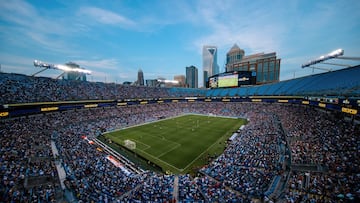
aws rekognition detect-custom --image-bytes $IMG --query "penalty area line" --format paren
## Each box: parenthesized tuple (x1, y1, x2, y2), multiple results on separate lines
(157, 143, 181, 158)
(135, 148, 184, 172)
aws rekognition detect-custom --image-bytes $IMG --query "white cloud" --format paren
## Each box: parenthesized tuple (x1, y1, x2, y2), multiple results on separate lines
(89, 69, 137, 83)
(71, 58, 139, 83)
(0, 0, 85, 55)
(26, 32, 78, 55)
(0, 0, 78, 35)
(0, 54, 33, 66)
(79, 7, 136, 27)
(73, 59, 120, 70)
(189, 1, 285, 55)
(0, 0, 37, 21)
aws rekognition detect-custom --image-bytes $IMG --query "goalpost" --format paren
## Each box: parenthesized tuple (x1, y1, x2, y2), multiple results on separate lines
(124, 139, 136, 150)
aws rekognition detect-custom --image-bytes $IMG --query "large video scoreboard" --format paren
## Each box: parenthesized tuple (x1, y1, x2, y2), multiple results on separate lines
(208, 71, 256, 88)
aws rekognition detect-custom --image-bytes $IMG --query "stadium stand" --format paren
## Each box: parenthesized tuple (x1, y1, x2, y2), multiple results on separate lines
(0, 73, 172, 104)
(1, 66, 359, 202)
(167, 87, 206, 98)
(206, 65, 360, 97)
(268, 66, 360, 96)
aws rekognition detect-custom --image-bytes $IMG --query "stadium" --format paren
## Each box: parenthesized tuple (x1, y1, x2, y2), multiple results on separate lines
(1, 58, 360, 202)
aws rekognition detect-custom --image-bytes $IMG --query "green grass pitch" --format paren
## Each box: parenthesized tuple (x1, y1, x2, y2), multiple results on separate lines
(103, 114, 246, 174)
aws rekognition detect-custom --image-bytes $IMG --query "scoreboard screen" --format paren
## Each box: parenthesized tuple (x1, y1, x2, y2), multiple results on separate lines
(208, 71, 256, 88)
(218, 74, 238, 87)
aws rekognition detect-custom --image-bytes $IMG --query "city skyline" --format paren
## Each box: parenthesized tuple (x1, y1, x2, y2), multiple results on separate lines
(0, 0, 359, 87)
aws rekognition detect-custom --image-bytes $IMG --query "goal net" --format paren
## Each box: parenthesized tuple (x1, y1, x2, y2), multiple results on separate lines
(124, 139, 136, 150)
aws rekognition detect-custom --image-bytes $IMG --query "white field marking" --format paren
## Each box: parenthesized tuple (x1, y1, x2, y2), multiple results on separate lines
(144, 133, 180, 147)
(147, 132, 166, 140)
(143, 124, 235, 172)
(157, 143, 181, 158)
(135, 146, 184, 171)
(130, 139, 150, 151)
(133, 132, 182, 159)
(103, 114, 188, 134)
(181, 120, 241, 172)
(180, 137, 221, 172)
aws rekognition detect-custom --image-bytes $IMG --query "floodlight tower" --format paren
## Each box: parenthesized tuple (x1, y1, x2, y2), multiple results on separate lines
(32, 60, 55, 76)
(33, 60, 91, 79)
(301, 49, 344, 72)
(301, 49, 360, 72)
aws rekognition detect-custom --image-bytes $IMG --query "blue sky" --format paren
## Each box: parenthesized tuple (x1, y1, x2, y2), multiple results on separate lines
(0, 0, 359, 87)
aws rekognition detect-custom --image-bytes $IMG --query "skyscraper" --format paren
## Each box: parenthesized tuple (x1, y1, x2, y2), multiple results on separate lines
(202, 45, 219, 87)
(225, 44, 281, 84)
(226, 44, 245, 69)
(186, 65, 198, 88)
(137, 69, 144, 86)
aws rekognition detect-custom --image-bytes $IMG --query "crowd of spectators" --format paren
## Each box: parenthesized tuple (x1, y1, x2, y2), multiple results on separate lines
(124, 173, 174, 202)
(1, 72, 359, 202)
(268, 104, 360, 202)
(285, 170, 359, 202)
(200, 108, 286, 201)
(2, 101, 359, 202)
(0, 73, 191, 104)
(0, 115, 61, 202)
(194, 175, 244, 202)
(178, 174, 205, 202)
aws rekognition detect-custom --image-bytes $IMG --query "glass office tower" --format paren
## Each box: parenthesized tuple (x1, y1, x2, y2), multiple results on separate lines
(203, 45, 219, 87)
(186, 65, 198, 88)
(226, 44, 280, 84)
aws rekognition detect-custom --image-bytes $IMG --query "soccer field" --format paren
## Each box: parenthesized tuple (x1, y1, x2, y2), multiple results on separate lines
(103, 114, 246, 174)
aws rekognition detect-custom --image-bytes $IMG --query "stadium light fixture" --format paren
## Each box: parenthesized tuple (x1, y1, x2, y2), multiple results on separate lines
(56, 64, 92, 74)
(157, 79, 179, 84)
(34, 60, 51, 68)
(301, 49, 344, 68)
(33, 60, 92, 75)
